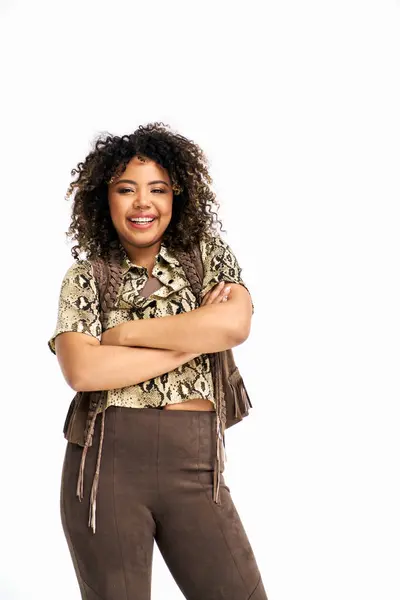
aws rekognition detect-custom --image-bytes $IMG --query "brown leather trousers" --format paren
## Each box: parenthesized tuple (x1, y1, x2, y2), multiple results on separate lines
(60, 405, 268, 599)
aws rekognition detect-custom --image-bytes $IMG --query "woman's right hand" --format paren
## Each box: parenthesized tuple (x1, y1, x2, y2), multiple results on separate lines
(200, 281, 231, 306)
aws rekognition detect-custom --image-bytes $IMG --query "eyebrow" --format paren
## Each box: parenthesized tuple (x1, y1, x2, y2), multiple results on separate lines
(114, 179, 170, 187)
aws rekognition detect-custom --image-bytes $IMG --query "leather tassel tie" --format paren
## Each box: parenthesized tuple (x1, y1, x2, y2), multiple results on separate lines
(213, 414, 227, 504)
(76, 395, 106, 535)
(212, 354, 227, 505)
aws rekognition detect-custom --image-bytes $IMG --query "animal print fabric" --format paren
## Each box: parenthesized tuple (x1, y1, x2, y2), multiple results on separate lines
(48, 234, 254, 411)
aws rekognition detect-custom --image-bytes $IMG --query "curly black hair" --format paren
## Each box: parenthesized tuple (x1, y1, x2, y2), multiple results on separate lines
(64, 122, 225, 260)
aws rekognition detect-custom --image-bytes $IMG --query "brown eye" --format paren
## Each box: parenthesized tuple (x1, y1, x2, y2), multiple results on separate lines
(118, 188, 166, 194)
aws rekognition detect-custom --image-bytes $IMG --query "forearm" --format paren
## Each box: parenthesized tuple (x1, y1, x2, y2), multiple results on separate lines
(120, 304, 241, 353)
(74, 345, 200, 392)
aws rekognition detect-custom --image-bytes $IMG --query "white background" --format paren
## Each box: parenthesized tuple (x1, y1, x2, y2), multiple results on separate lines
(1, 1, 399, 599)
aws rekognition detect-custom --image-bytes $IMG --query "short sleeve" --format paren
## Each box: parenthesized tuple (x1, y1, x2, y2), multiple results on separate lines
(47, 260, 102, 355)
(199, 235, 254, 315)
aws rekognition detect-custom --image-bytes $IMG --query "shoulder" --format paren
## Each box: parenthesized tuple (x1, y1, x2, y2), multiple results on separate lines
(199, 232, 231, 260)
(199, 233, 239, 267)
(59, 259, 97, 294)
(64, 259, 94, 278)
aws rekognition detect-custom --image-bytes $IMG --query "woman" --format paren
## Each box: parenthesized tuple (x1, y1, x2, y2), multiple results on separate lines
(48, 122, 268, 599)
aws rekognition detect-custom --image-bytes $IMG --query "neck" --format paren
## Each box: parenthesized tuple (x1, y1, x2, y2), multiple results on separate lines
(121, 239, 162, 273)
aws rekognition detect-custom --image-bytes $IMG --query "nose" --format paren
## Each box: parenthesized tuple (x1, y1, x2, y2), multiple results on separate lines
(134, 189, 151, 208)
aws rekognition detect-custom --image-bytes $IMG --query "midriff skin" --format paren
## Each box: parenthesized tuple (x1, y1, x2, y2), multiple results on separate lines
(162, 398, 215, 411)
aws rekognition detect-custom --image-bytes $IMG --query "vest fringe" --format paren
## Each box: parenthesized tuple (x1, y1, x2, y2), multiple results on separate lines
(76, 406, 98, 501)
(212, 358, 227, 504)
(213, 454, 221, 503)
(88, 404, 106, 534)
(213, 430, 227, 504)
(75, 394, 106, 535)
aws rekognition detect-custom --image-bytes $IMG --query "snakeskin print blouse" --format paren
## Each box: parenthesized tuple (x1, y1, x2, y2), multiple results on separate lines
(48, 234, 254, 411)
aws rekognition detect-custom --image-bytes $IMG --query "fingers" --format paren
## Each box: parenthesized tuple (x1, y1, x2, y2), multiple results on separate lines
(201, 282, 232, 306)
(201, 283, 222, 305)
(222, 286, 231, 301)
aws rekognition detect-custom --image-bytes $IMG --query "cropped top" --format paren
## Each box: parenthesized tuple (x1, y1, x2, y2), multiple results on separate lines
(48, 234, 254, 411)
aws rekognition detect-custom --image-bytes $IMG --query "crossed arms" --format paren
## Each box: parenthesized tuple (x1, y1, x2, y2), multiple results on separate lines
(101, 283, 252, 353)
(55, 283, 253, 392)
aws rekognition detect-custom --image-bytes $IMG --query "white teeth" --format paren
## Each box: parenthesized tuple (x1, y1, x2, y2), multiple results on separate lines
(129, 218, 155, 223)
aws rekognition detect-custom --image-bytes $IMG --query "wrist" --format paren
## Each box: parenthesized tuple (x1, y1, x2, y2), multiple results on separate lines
(117, 322, 128, 346)
(183, 351, 201, 361)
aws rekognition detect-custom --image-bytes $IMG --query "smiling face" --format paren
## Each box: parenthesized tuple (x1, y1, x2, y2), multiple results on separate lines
(107, 155, 174, 258)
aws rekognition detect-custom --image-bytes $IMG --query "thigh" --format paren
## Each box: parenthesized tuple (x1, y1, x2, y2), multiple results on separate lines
(155, 479, 267, 600)
(153, 410, 268, 600)
(60, 409, 157, 600)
